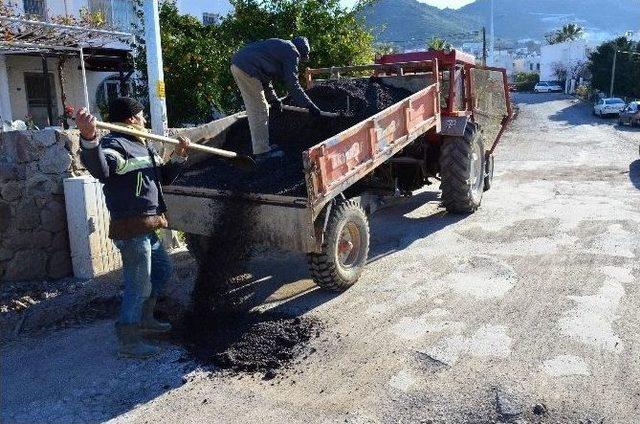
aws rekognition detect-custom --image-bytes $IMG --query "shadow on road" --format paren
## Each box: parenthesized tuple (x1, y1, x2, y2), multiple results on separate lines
(513, 92, 572, 105)
(616, 124, 640, 133)
(368, 189, 466, 262)
(629, 160, 640, 190)
(1, 188, 467, 423)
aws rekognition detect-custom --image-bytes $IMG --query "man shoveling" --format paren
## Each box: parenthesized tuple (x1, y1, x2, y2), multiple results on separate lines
(231, 36, 330, 162)
(77, 98, 190, 359)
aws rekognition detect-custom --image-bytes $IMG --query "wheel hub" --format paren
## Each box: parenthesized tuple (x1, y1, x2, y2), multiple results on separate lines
(337, 223, 361, 268)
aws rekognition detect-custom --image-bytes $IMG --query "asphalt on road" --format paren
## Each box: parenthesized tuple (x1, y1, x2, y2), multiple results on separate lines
(2, 94, 640, 423)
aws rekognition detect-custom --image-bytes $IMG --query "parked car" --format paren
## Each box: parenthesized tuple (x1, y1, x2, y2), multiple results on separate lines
(593, 97, 626, 117)
(618, 101, 640, 127)
(534, 81, 563, 93)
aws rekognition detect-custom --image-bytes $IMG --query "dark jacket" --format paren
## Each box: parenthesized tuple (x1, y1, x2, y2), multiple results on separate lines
(80, 130, 186, 223)
(231, 38, 320, 113)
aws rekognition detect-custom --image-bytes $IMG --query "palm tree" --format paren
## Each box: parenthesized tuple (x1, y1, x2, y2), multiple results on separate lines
(545, 23, 584, 45)
(560, 23, 584, 41)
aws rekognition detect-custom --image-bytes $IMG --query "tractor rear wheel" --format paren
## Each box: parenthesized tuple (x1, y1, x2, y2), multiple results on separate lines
(439, 124, 486, 213)
(308, 200, 370, 291)
(185, 233, 212, 266)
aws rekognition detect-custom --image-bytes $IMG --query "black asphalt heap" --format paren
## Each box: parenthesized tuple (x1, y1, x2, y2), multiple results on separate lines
(173, 78, 412, 196)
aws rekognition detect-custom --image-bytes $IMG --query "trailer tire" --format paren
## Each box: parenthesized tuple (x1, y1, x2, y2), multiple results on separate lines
(440, 125, 485, 213)
(308, 200, 370, 292)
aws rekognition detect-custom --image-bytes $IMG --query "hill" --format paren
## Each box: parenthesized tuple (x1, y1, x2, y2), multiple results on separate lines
(360, 0, 481, 49)
(362, 0, 640, 47)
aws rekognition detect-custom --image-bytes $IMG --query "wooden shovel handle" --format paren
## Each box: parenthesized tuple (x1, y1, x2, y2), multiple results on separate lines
(95, 121, 241, 159)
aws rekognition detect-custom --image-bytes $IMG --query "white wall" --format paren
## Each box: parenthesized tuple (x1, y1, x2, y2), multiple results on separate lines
(5, 55, 116, 125)
(540, 40, 589, 82)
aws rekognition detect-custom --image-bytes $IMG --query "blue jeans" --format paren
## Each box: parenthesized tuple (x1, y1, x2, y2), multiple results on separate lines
(113, 232, 173, 324)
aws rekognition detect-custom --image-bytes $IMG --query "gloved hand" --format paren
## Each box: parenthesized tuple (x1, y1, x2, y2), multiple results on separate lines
(309, 105, 322, 117)
(270, 100, 283, 114)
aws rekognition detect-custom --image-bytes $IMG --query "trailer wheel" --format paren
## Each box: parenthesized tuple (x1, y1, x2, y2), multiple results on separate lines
(440, 125, 485, 213)
(184, 233, 212, 266)
(308, 200, 370, 291)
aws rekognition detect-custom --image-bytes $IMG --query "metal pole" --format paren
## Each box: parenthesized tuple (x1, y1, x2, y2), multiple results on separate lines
(143, 0, 168, 136)
(482, 26, 487, 66)
(609, 49, 617, 98)
(489, 0, 495, 65)
(0, 54, 13, 123)
(79, 47, 90, 111)
(42, 57, 54, 126)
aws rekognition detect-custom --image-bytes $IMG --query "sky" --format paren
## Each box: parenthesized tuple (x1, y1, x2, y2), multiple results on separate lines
(176, 0, 476, 20)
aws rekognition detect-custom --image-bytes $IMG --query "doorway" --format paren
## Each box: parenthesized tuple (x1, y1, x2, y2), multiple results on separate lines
(24, 72, 58, 128)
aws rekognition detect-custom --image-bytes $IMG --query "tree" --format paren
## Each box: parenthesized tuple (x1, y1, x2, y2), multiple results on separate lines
(514, 72, 540, 91)
(374, 42, 401, 59)
(588, 37, 640, 99)
(427, 37, 452, 51)
(133, 0, 376, 126)
(545, 23, 584, 45)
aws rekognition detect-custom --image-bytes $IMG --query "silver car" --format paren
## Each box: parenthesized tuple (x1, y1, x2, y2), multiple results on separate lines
(593, 98, 626, 117)
(618, 101, 640, 127)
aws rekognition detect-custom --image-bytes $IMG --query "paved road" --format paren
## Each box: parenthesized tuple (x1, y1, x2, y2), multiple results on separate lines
(3, 94, 640, 423)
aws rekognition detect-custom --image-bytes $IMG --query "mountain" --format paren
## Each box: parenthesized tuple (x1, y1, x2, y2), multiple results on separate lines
(360, 0, 482, 48)
(362, 0, 640, 46)
(459, 0, 640, 40)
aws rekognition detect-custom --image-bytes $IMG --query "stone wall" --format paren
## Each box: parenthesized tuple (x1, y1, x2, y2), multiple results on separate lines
(0, 129, 86, 283)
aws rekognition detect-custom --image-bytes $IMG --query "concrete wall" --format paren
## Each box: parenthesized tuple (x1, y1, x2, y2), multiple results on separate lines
(5, 55, 116, 126)
(540, 40, 590, 82)
(0, 129, 86, 283)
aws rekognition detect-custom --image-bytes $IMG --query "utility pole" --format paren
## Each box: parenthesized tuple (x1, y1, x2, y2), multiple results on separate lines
(143, 0, 167, 136)
(609, 49, 617, 98)
(482, 26, 487, 66)
(489, 0, 495, 66)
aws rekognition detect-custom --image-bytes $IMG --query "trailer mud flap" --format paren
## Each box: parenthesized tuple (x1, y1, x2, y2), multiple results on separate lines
(439, 116, 468, 137)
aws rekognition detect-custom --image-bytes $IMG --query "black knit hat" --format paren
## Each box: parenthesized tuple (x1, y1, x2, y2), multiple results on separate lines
(108, 97, 144, 123)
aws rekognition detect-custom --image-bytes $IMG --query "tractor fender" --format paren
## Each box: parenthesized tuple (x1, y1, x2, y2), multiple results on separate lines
(439, 116, 469, 137)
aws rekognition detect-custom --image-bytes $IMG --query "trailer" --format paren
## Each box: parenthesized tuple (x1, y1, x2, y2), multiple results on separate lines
(164, 50, 512, 291)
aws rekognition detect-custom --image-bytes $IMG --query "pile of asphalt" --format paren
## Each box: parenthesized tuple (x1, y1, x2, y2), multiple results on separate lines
(173, 200, 320, 379)
(177, 310, 321, 379)
(173, 77, 412, 196)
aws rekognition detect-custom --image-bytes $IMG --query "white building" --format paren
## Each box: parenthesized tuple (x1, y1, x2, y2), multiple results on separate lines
(540, 39, 592, 82)
(0, 0, 135, 128)
(624, 30, 640, 42)
(489, 50, 514, 76)
(513, 55, 541, 74)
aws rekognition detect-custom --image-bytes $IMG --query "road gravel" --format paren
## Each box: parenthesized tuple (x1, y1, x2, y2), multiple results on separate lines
(2, 94, 639, 423)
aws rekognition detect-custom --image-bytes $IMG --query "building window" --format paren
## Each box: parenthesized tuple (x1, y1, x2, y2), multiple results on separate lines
(103, 79, 131, 104)
(530, 63, 533, 71)
(203, 12, 218, 26)
(536, 63, 540, 71)
(89, 0, 135, 32)
(112, 0, 135, 32)
(23, 0, 46, 20)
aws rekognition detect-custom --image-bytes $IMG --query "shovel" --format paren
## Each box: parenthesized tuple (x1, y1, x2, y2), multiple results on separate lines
(94, 121, 256, 170)
(281, 104, 340, 118)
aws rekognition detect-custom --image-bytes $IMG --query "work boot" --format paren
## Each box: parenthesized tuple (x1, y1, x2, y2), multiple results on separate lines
(140, 296, 172, 334)
(115, 323, 161, 359)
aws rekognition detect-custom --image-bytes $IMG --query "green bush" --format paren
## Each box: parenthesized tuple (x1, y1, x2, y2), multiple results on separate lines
(514, 72, 540, 92)
(575, 84, 592, 101)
